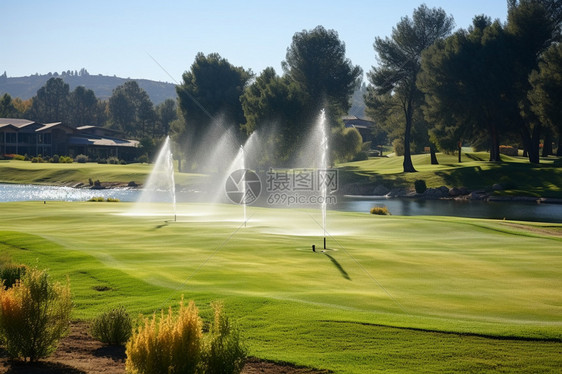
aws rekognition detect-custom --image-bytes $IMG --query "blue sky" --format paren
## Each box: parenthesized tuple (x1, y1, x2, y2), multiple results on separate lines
(2, 0, 507, 83)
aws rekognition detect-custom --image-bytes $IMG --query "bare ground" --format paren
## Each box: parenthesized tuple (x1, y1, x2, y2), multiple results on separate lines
(0, 322, 330, 374)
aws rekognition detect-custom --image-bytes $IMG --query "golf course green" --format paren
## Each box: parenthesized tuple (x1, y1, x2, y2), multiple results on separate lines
(1, 200, 561, 373)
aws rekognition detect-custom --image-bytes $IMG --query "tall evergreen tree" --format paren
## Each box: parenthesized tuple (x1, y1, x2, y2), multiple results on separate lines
(282, 25, 362, 120)
(366, 5, 454, 172)
(529, 43, 562, 156)
(69, 86, 98, 126)
(30, 78, 70, 123)
(175, 52, 251, 170)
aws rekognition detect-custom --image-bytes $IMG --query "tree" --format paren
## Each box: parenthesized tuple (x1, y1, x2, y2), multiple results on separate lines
(529, 43, 562, 155)
(0, 93, 17, 117)
(241, 67, 308, 167)
(69, 86, 99, 126)
(108, 80, 155, 138)
(175, 52, 252, 170)
(30, 78, 70, 123)
(418, 16, 514, 162)
(505, 0, 562, 163)
(282, 25, 362, 119)
(281, 26, 363, 165)
(366, 5, 454, 172)
(155, 99, 177, 137)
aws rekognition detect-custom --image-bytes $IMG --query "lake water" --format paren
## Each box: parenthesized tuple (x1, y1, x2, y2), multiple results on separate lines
(1, 184, 561, 223)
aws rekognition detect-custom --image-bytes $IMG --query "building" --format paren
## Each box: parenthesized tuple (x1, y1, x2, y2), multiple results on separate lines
(342, 115, 375, 144)
(0, 118, 140, 160)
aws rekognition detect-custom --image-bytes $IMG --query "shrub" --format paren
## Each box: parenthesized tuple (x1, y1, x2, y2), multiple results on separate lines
(414, 179, 427, 194)
(75, 154, 89, 163)
(31, 156, 45, 163)
(59, 156, 73, 163)
(88, 197, 105, 202)
(392, 138, 404, 156)
(106, 197, 120, 203)
(202, 302, 247, 374)
(499, 145, 518, 156)
(97, 158, 107, 164)
(126, 298, 203, 374)
(0, 263, 28, 288)
(370, 206, 391, 215)
(107, 157, 120, 165)
(91, 306, 132, 345)
(352, 151, 369, 161)
(50, 154, 60, 163)
(137, 154, 149, 164)
(12, 154, 26, 161)
(0, 268, 72, 362)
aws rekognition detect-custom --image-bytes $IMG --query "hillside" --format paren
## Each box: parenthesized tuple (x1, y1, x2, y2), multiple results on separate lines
(0, 70, 177, 104)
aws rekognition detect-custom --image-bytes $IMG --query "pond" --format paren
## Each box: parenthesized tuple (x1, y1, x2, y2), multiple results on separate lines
(1, 183, 561, 223)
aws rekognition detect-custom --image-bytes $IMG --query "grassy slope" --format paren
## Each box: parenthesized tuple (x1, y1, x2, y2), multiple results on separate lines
(1, 202, 561, 373)
(2, 152, 562, 198)
(339, 151, 562, 198)
(0, 160, 203, 187)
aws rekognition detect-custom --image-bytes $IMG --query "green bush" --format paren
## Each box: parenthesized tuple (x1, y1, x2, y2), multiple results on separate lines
(91, 306, 132, 345)
(106, 197, 120, 203)
(50, 154, 60, 163)
(352, 151, 369, 161)
(0, 263, 28, 288)
(12, 154, 26, 161)
(75, 154, 89, 163)
(137, 154, 149, 164)
(107, 157, 120, 165)
(59, 156, 73, 163)
(414, 179, 427, 194)
(202, 302, 247, 374)
(0, 268, 72, 362)
(392, 138, 404, 156)
(370, 206, 391, 215)
(88, 197, 105, 202)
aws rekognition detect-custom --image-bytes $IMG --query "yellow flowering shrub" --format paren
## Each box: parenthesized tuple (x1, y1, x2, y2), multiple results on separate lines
(0, 268, 72, 362)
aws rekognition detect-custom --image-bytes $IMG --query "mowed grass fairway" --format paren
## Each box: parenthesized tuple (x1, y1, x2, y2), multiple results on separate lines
(1, 201, 561, 372)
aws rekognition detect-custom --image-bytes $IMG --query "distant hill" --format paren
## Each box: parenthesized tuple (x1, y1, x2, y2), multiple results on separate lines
(0, 70, 177, 105)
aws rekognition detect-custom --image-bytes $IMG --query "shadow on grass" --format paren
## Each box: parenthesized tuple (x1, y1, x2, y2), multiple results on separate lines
(324, 253, 351, 280)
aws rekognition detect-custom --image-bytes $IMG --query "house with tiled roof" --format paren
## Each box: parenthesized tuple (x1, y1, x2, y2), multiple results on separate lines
(0, 118, 139, 160)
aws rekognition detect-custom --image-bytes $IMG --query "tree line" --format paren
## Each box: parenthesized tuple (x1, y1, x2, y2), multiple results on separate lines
(367, 0, 562, 171)
(1, 0, 560, 170)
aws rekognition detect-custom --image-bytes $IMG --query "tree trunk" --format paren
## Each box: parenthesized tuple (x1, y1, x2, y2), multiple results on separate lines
(489, 125, 501, 162)
(402, 101, 417, 173)
(430, 145, 439, 165)
(528, 124, 541, 164)
(557, 134, 562, 157)
(458, 141, 462, 163)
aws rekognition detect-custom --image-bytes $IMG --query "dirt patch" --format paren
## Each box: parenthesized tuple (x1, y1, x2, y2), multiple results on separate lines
(0, 322, 330, 374)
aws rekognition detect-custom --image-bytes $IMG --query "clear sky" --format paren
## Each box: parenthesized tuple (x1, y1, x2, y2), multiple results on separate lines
(2, 0, 507, 84)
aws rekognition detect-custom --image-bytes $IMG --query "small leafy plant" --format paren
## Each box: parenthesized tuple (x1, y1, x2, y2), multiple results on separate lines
(91, 306, 132, 345)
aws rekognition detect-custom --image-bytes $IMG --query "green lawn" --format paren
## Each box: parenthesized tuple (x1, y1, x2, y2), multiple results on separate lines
(0, 160, 205, 187)
(1, 201, 561, 372)
(339, 151, 562, 198)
